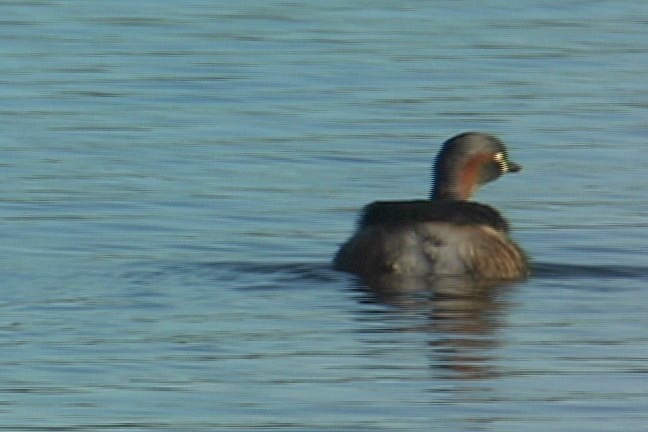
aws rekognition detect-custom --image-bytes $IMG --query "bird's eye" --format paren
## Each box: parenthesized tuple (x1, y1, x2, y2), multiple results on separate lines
(493, 152, 509, 172)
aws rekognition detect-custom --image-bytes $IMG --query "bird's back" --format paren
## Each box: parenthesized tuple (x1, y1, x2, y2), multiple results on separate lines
(334, 200, 527, 280)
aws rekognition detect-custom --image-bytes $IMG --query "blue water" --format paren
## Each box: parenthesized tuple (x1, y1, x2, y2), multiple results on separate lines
(2, 1, 648, 430)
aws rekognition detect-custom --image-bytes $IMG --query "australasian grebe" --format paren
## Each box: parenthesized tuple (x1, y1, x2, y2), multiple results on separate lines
(333, 132, 528, 280)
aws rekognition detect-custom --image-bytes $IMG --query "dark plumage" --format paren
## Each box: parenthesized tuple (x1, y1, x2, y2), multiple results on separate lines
(359, 200, 510, 233)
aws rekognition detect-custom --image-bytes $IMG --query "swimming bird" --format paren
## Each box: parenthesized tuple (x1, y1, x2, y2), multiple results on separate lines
(334, 132, 528, 281)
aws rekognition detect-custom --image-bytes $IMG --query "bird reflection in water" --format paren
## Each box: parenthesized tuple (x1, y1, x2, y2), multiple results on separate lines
(355, 274, 519, 380)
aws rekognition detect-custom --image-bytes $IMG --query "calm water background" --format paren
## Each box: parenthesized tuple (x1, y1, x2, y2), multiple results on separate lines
(2, 1, 648, 430)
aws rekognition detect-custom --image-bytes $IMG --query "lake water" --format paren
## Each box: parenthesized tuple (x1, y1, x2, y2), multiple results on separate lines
(2, 1, 648, 430)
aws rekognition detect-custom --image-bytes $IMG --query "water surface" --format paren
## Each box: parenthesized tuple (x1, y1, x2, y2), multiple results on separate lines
(2, 1, 648, 431)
